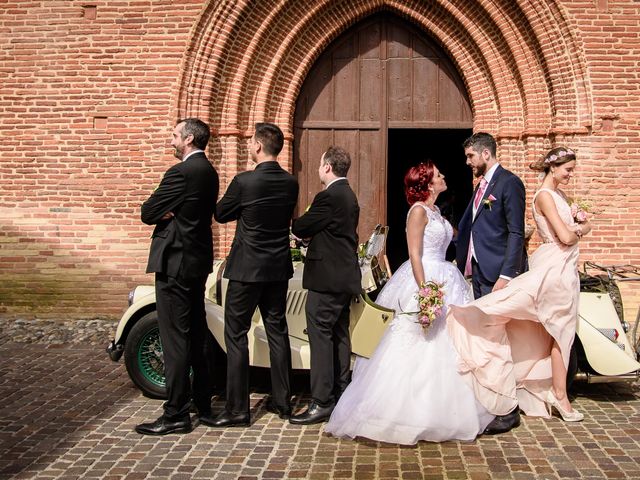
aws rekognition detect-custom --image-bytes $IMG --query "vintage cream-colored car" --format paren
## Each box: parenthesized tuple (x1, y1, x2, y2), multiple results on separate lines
(570, 263, 640, 385)
(107, 229, 640, 399)
(107, 227, 393, 398)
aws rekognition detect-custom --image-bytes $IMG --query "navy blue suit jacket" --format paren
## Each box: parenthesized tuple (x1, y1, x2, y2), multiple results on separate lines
(456, 164, 526, 283)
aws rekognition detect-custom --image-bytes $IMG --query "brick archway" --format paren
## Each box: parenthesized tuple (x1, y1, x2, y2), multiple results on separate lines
(177, 0, 593, 250)
(178, 1, 591, 151)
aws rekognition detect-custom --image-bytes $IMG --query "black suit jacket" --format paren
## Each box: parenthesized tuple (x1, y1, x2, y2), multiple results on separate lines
(456, 164, 526, 282)
(292, 179, 361, 295)
(215, 161, 299, 282)
(141, 152, 219, 281)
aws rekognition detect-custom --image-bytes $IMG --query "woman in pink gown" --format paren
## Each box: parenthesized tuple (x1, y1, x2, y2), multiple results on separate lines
(447, 147, 592, 423)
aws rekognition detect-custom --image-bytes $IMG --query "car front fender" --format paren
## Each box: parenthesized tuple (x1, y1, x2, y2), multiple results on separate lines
(114, 286, 156, 344)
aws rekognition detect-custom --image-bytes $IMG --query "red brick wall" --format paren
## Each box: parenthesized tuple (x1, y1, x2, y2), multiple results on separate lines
(1, 0, 639, 319)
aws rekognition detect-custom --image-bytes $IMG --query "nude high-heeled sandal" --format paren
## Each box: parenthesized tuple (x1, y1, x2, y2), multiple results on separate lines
(547, 391, 584, 422)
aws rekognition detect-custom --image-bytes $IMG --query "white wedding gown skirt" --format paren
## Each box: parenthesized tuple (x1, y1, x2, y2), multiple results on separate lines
(324, 205, 494, 444)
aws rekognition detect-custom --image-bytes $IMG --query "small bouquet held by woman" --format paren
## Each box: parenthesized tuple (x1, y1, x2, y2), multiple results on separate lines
(399, 281, 445, 332)
(569, 198, 595, 224)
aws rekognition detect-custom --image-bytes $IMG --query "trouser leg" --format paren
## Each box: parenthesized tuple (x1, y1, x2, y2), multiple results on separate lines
(223, 280, 260, 415)
(187, 276, 216, 415)
(472, 258, 494, 298)
(332, 299, 352, 401)
(306, 290, 351, 407)
(258, 281, 292, 409)
(155, 273, 192, 421)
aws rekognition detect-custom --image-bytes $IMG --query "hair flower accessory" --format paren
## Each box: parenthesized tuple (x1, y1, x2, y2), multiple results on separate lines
(398, 281, 445, 333)
(482, 194, 497, 210)
(544, 148, 575, 164)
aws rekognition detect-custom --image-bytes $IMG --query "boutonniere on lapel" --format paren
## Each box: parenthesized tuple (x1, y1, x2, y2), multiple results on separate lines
(482, 194, 497, 211)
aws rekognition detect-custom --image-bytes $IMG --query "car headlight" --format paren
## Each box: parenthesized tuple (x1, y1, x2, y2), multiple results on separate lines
(128, 288, 136, 307)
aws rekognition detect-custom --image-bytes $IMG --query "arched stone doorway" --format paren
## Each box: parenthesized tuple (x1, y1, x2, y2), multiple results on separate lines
(293, 14, 472, 267)
(176, 0, 594, 260)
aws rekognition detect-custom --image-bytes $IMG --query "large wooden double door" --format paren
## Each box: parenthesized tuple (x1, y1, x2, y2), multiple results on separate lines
(293, 14, 472, 240)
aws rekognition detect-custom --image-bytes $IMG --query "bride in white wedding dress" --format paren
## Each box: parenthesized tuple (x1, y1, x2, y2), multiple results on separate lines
(324, 161, 494, 445)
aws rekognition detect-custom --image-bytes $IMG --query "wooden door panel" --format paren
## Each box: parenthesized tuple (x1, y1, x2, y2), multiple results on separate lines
(387, 22, 411, 58)
(293, 127, 308, 216)
(304, 58, 333, 122)
(300, 129, 333, 209)
(359, 21, 381, 58)
(359, 59, 382, 121)
(387, 57, 412, 122)
(334, 35, 356, 59)
(293, 13, 472, 236)
(334, 58, 359, 121)
(438, 67, 472, 122)
(413, 36, 439, 59)
(412, 57, 439, 122)
(355, 129, 383, 238)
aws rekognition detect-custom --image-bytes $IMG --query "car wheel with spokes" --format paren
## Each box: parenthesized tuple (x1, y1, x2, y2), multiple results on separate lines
(124, 312, 167, 399)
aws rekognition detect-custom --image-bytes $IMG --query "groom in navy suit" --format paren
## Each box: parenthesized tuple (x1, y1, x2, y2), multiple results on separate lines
(455, 132, 526, 435)
(456, 132, 526, 299)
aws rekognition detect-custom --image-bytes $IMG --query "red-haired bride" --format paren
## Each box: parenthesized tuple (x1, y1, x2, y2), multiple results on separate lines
(324, 161, 494, 444)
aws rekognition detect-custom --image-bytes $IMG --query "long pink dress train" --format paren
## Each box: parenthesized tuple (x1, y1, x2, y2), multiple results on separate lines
(447, 188, 580, 417)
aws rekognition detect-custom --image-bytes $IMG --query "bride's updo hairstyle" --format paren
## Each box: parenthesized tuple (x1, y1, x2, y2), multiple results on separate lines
(529, 146, 576, 174)
(404, 161, 435, 205)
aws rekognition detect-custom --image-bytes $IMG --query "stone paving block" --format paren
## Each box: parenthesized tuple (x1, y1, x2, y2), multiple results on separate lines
(3, 341, 640, 479)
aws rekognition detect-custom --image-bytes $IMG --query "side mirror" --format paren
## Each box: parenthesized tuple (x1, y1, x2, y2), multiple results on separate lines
(360, 225, 390, 292)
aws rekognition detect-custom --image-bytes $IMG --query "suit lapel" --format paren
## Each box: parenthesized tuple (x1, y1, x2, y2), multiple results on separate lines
(472, 165, 505, 225)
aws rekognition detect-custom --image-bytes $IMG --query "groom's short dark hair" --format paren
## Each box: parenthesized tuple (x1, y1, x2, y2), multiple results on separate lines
(255, 122, 284, 156)
(323, 146, 351, 177)
(463, 132, 496, 158)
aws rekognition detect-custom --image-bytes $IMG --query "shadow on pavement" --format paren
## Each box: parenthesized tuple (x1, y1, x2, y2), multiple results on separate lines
(0, 342, 143, 477)
(0, 343, 313, 477)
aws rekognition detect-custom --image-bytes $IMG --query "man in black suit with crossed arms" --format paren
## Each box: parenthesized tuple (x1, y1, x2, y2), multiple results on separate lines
(209, 123, 299, 427)
(290, 146, 361, 425)
(136, 118, 219, 435)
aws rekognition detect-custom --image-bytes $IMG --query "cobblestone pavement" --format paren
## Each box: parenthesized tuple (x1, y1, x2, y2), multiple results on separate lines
(2, 340, 640, 479)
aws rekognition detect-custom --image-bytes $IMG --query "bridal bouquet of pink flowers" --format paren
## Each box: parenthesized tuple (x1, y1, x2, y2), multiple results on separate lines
(569, 198, 594, 223)
(399, 281, 445, 332)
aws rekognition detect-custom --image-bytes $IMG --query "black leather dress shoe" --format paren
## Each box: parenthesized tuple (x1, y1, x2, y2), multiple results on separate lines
(289, 402, 334, 425)
(135, 416, 192, 436)
(201, 409, 250, 427)
(265, 399, 292, 419)
(483, 407, 521, 435)
(197, 413, 216, 426)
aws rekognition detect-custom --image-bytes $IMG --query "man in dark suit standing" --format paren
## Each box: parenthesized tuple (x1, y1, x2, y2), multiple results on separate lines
(289, 146, 361, 425)
(208, 123, 299, 427)
(455, 131, 525, 435)
(135, 118, 219, 435)
(456, 132, 526, 299)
